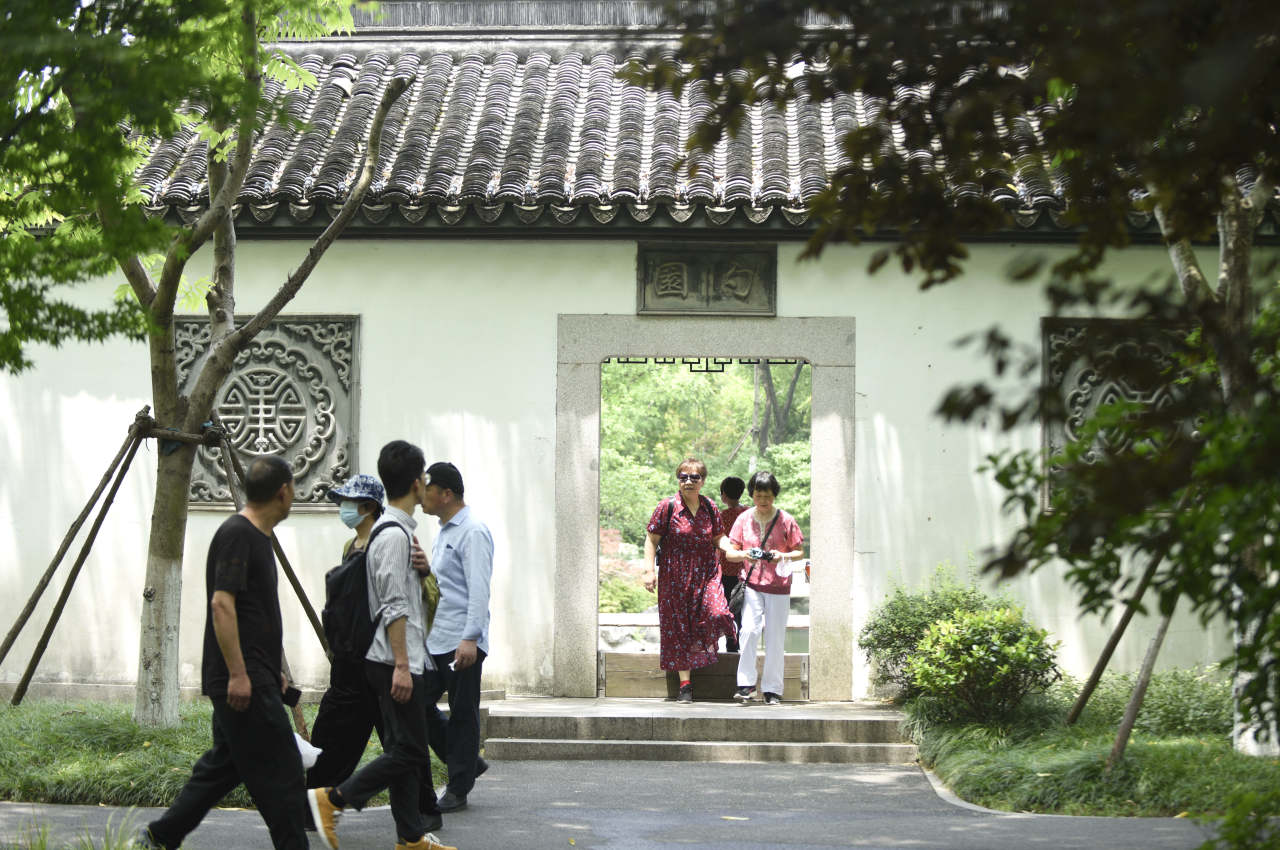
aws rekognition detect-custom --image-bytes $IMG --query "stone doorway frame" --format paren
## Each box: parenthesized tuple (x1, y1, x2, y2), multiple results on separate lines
(554, 315, 857, 699)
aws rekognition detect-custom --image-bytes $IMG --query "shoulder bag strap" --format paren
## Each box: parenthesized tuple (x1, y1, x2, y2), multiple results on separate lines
(745, 510, 784, 584)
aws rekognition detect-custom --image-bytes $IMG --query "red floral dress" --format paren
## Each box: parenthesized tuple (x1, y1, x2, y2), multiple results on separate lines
(647, 494, 737, 671)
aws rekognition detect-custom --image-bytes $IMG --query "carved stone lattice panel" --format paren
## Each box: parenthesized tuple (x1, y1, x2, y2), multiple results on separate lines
(1043, 317, 1187, 501)
(175, 316, 359, 509)
(606, 356, 804, 374)
(636, 243, 776, 316)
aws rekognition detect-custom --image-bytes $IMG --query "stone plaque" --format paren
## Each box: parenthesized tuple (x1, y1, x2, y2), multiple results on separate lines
(175, 315, 359, 509)
(1042, 317, 1187, 502)
(637, 243, 776, 316)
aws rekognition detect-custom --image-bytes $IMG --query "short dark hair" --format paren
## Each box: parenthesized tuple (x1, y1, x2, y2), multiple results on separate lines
(675, 456, 708, 479)
(244, 455, 293, 504)
(378, 440, 426, 499)
(426, 461, 464, 498)
(720, 476, 745, 500)
(747, 470, 780, 496)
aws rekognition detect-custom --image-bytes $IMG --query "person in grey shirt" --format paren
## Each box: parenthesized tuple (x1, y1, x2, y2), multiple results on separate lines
(308, 441, 455, 850)
(421, 461, 495, 812)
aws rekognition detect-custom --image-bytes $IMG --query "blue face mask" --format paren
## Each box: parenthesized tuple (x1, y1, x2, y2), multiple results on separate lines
(338, 501, 364, 529)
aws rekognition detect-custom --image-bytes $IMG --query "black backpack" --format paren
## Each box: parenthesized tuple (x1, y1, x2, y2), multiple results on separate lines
(321, 521, 409, 662)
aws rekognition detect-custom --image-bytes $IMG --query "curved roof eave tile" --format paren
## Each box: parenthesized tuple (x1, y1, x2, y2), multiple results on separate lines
(135, 46, 1280, 235)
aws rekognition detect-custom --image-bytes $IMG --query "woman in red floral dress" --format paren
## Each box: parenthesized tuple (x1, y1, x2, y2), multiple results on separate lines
(642, 457, 737, 702)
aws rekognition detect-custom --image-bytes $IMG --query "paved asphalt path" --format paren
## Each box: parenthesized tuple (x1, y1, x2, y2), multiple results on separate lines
(0, 761, 1214, 849)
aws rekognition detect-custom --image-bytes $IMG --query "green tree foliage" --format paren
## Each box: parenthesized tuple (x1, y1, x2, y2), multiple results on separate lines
(643, 0, 1280, 735)
(600, 360, 811, 545)
(598, 577, 657, 614)
(0, 0, 353, 371)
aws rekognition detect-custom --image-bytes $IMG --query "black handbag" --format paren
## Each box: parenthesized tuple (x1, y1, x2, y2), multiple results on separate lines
(728, 510, 782, 619)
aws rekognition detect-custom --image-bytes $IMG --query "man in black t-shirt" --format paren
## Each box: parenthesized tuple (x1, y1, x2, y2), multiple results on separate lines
(139, 455, 308, 850)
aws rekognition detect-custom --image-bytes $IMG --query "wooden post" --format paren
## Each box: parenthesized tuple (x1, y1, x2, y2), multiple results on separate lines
(0, 409, 150, 669)
(1066, 547, 1165, 725)
(1106, 610, 1174, 771)
(11, 427, 145, 705)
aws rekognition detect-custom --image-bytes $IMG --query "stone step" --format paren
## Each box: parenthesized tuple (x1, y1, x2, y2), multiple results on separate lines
(484, 710, 903, 744)
(484, 738, 918, 764)
(480, 697, 913, 765)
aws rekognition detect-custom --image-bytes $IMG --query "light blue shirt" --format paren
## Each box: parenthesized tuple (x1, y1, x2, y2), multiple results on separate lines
(426, 505, 494, 656)
(364, 507, 429, 673)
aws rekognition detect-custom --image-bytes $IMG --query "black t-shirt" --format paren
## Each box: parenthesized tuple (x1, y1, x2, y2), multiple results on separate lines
(201, 514, 284, 698)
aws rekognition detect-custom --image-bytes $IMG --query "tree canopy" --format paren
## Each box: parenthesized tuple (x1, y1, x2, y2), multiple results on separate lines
(0, 1, 355, 371)
(643, 0, 1280, 738)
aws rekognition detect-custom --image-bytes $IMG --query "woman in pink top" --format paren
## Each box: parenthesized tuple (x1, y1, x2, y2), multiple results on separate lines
(721, 471, 805, 705)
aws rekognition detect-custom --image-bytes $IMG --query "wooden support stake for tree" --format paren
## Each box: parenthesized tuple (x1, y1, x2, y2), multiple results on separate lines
(0, 408, 150, 669)
(1106, 609, 1174, 771)
(1066, 546, 1166, 725)
(213, 431, 313, 738)
(213, 419, 329, 657)
(11, 426, 145, 706)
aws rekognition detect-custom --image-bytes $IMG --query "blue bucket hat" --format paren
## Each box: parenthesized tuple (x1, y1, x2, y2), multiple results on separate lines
(326, 473, 385, 506)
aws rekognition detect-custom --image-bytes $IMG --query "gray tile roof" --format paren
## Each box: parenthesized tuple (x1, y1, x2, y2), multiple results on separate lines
(135, 48, 1277, 233)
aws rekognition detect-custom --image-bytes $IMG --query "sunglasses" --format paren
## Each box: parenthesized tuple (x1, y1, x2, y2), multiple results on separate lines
(677, 473, 703, 482)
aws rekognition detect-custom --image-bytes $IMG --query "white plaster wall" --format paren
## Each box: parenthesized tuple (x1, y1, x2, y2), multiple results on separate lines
(0, 236, 1231, 697)
(782, 240, 1232, 694)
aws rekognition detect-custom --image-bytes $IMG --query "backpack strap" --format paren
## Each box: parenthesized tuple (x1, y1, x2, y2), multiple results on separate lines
(367, 519, 412, 554)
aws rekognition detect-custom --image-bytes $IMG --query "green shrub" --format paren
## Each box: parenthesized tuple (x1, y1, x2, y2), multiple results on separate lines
(858, 573, 1002, 696)
(1054, 665, 1233, 737)
(907, 607, 1061, 723)
(598, 576, 656, 613)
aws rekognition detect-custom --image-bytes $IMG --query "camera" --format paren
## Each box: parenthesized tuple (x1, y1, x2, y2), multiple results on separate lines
(747, 547, 773, 561)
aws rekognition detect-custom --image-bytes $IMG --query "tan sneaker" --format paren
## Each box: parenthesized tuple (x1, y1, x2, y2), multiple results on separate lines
(308, 787, 343, 850)
(398, 833, 457, 850)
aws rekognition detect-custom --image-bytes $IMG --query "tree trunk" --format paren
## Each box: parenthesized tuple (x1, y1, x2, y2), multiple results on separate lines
(757, 361, 775, 455)
(134, 445, 197, 727)
(1106, 611, 1173, 771)
(1233, 609, 1280, 755)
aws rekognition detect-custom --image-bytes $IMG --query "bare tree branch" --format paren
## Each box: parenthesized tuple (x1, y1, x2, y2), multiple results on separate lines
(205, 134, 237, 341)
(155, 8, 260, 325)
(780, 361, 804, 427)
(1149, 187, 1214, 306)
(188, 73, 412, 416)
(119, 254, 157, 307)
(1244, 175, 1275, 231)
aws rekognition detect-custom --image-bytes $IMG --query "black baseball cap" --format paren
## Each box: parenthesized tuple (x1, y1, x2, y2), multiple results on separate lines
(425, 461, 464, 496)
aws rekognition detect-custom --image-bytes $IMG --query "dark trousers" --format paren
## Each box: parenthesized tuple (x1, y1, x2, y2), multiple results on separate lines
(424, 648, 486, 796)
(147, 690, 307, 850)
(721, 575, 741, 652)
(337, 661, 437, 842)
(306, 658, 385, 789)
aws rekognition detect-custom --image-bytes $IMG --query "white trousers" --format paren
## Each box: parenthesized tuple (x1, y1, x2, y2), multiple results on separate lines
(736, 586, 790, 695)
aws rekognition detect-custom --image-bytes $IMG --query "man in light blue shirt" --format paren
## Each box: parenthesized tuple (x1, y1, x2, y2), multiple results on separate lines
(421, 461, 494, 812)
